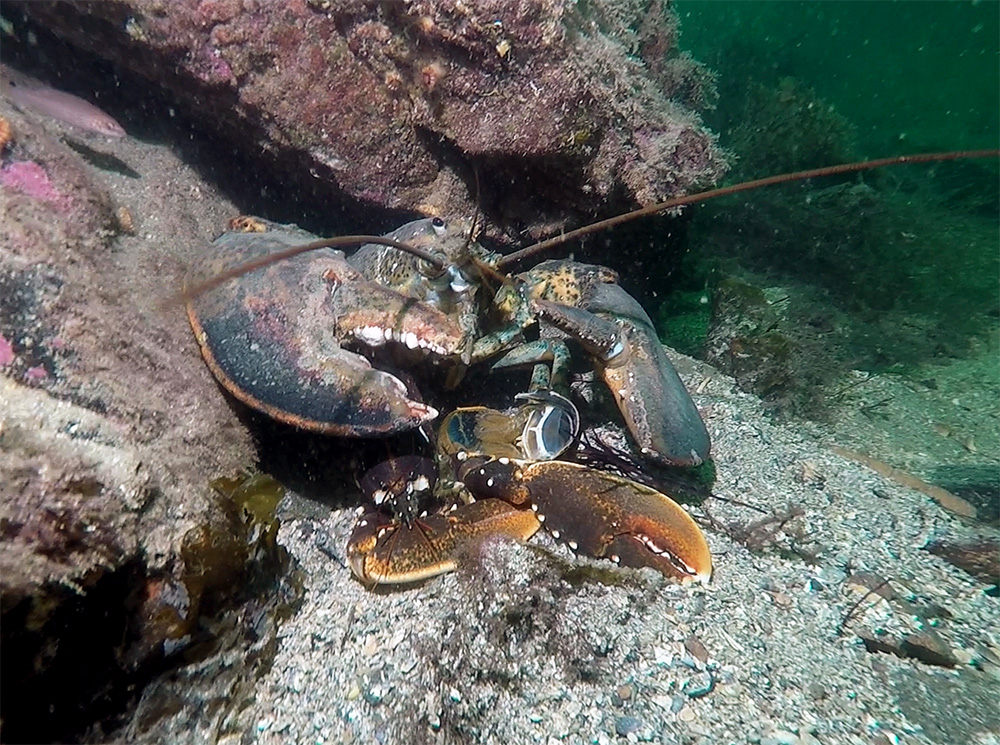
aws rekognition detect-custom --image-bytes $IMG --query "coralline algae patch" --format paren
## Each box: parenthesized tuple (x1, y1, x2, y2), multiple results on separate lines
(0, 160, 74, 212)
(0, 330, 54, 383)
(0, 332, 14, 366)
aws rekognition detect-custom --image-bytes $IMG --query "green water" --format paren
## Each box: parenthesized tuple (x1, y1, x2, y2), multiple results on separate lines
(676, 0, 999, 156)
(658, 1, 999, 420)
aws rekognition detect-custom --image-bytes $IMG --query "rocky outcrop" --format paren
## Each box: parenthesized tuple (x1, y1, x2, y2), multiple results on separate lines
(0, 98, 286, 742)
(12, 0, 726, 237)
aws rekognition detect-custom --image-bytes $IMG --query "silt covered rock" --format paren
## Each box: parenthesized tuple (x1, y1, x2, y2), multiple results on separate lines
(14, 0, 726, 236)
(0, 97, 286, 742)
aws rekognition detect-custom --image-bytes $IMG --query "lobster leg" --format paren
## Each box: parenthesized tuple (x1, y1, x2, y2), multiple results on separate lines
(490, 337, 573, 391)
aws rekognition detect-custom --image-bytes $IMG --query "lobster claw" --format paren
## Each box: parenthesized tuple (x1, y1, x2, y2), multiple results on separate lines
(348, 454, 540, 584)
(531, 265, 711, 466)
(593, 287, 710, 467)
(187, 223, 465, 436)
(459, 458, 711, 583)
(346, 500, 540, 584)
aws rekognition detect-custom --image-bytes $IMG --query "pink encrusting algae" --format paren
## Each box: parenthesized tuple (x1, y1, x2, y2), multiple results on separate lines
(0, 160, 73, 211)
(4, 81, 126, 137)
(0, 334, 14, 366)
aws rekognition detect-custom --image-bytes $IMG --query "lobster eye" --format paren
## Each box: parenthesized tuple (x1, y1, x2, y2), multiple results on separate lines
(431, 217, 447, 236)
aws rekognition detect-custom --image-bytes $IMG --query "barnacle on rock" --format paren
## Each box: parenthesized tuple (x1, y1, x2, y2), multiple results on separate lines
(417, 61, 447, 92)
(227, 215, 268, 233)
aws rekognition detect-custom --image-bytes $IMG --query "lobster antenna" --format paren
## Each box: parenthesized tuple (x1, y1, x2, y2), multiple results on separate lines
(497, 149, 1000, 270)
(178, 234, 446, 303)
(461, 168, 511, 286)
(462, 167, 482, 258)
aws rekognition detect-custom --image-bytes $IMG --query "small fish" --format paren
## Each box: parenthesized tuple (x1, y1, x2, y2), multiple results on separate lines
(3, 79, 126, 138)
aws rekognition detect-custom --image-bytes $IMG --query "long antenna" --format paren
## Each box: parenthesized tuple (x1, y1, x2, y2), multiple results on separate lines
(497, 149, 1000, 270)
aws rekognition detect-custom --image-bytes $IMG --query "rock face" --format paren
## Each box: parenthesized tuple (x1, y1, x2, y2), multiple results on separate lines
(0, 94, 285, 741)
(14, 0, 726, 236)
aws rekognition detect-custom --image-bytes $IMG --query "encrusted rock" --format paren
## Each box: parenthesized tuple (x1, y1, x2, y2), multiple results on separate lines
(0, 99, 282, 743)
(856, 626, 959, 669)
(13, 0, 726, 238)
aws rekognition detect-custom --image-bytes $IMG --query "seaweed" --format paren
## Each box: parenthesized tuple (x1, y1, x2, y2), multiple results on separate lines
(118, 473, 302, 742)
(702, 500, 820, 563)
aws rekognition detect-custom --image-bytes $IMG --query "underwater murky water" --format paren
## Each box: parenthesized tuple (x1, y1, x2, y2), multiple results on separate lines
(666, 0, 999, 519)
(678, 0, 998, 154)
(1, 1, 998, 742)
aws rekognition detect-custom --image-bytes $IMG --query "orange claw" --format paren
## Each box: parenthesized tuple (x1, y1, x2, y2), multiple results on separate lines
(461, 459, 711, 583)
(347, 500, 541, 585)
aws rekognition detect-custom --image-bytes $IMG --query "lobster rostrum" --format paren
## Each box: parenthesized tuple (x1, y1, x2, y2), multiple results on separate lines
(183, 150, 998, 585)
(346, 392, 713, 585)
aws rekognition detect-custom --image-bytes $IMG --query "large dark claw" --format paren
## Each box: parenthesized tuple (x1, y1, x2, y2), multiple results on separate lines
(346, 500, 541, 584)
(187, 225, 462, 436)
(591, 283, 710, 467)
(526, 260, 710, 466)
(460, 458, 711, 583)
